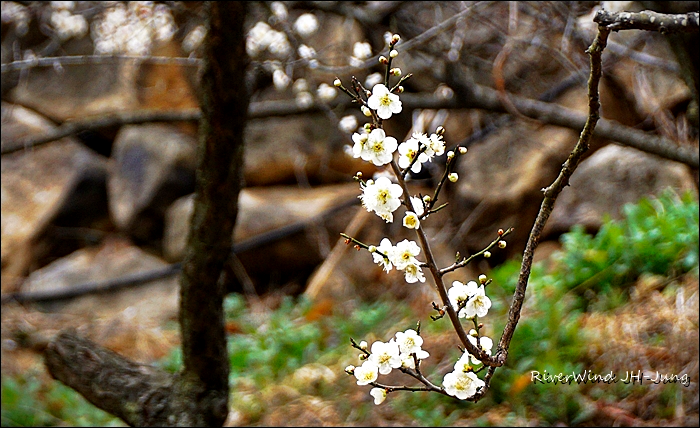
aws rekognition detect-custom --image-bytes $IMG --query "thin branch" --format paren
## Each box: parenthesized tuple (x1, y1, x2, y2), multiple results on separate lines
(494, 25, 611, 366)
(594, 10, 699, 34)
(1, 54, 201, 74)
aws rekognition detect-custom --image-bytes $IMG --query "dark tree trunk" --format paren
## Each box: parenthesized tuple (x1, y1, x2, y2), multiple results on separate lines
(43, 3, 248, 426)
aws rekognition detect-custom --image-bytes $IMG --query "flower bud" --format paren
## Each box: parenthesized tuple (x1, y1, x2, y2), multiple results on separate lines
(368, 245, 377, 253)
(448, 173, 459, 183)
(484, 251, 491, 258)
(498, 228, 504, 236)
(422, 195, 431, 203)
(498, 240, 507, 249)
(391, 34, 401, 45)
(345, 365, 356, 375)
(390, 67, 401, 76)
(359, 340, 368, 350)
(359, 353, 367, 360)
(379, 56, 388, 64)
(389, 49, 398, 58)
(364, 123, 372, 131)
(436, 126, 445, 136)
(333, 78, 342, 87)
(361, 105, 372, 117)
(396, 86, 404, 93)
(458, 146, 468, 154)
(447, 151, 455, 160)
(356, 171, 363, 178)
(478, 274, 487, 284)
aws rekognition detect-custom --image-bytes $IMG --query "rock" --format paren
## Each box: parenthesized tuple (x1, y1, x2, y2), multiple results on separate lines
(108, 124, 196, 245)
(21, 237, 178, 325)
(164, 183, 361, 294)
(243, 115, 375, 186)
(1, 103, 109, 290)
(544, 144, 698, 236)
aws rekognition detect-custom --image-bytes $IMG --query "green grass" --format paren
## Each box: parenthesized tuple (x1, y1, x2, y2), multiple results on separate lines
(2, 189, 697, 426)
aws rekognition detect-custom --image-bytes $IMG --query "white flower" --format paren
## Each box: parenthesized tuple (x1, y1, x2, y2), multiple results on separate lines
(391, 239, 421, 270)
(339, 115, 358, 134)
(403, 262, 426, 284)
(359, 177, 403, 223)
(370, 388, 387, 405)
(298, 44, 316, 59)
(364, 72, 383, 89)
(367, 84, 402, 120)
(369, 340, 402, 375)
(410, 196, 425, 217)
(402, 211, 420, 229)
(448, 281, 472, 316)
(317, 83, 337, 101)
(453, 351, 472, 373)
(372, 238, 394, 272)
(354, 360, 379, 385)
(293, 78, 309, 93)
(272, 69, 291, 91)
(351, 129, 370, 158)
(353, 41, 373, 59)
(443, 370, 485, 400)
(427, 133, 446, 157)
(364, 128, 397, 166)
(295, 92, 313, 108)
(267, 30, 292, 57)
(464, 284, 491, 318)
(395, 329, 423, 355)
(397, 138, 430, 173)
(467, 331, 493, 365)
(246, 21, 272, 57)
(294, 13, 318, 38)
(270, 1, 288, 20)
(400, 353, 416, 369)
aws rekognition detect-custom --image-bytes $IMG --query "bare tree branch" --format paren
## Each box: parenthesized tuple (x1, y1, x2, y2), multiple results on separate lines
(494, 26, 611, 365)
(594, 9, 699, 34)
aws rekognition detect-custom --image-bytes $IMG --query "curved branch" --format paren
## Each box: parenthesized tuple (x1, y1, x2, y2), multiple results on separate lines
(495, 26, 611, 365)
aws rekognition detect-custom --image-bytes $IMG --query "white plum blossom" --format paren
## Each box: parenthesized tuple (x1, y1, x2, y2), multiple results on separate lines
(395, 329, 429, 359)
(443, 370, 485, 400)
(353, 41, 373, 59)
(402, 211, 420, 229)
(467, 331, 493, 365)
(364, 72, 384, 89)
(448, 280, 474, 317)
(339, 115, 358, 134)
(365, 128, 397, 166)
(367, 84, 402, 120)
(463, 284, 491, 318)
(317, 83, 337, 101)
(370, 388, 387, 405)
(272, 69, 291, 91)
(453, 351, 472, 373)
(400, 353, 416, 369)
(295, 91, 313, 108)
(398, 137, 430, 173)
(403, 262, 426, 284)
(294, 13, 318, 38)
(351, 129, 370, 158)
(391, 239, 421, 270)
(354, 360, 379, 385)
(359, 177, 403, 222)
(372, 238, 394, 272)
(410, 196, 426, 217)
(369, 340, 402, 375)
(426, 132, 446, 158)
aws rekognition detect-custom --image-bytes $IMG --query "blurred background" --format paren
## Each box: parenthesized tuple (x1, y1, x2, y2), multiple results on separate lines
(1, 1, 698, 426)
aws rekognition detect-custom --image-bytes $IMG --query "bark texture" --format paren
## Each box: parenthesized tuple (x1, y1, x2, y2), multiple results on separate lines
(44, 3, 248, 426)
